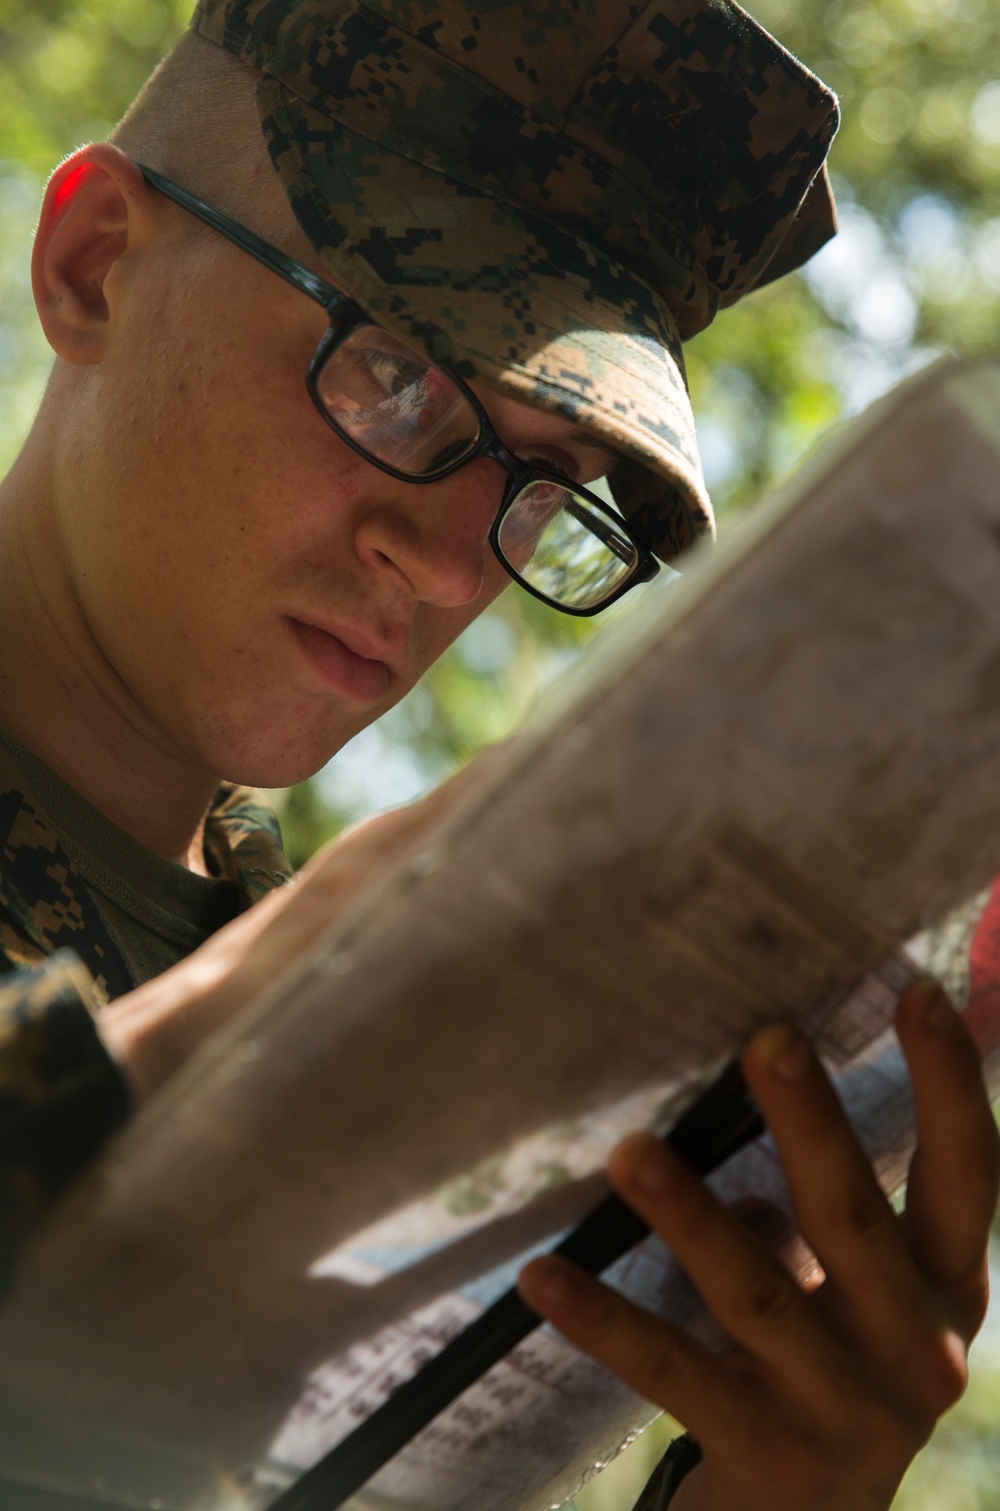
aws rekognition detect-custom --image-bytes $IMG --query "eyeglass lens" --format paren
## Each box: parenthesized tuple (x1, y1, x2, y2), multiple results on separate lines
(314, 326, 481, 476)
(499, 480, 639, 610)
(314, 325, 639, 611)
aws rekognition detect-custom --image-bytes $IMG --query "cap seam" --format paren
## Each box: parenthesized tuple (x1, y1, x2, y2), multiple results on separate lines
(218, 0, 835, 305)
(258, 59, 833, 311)
(254, 48, 684, 276)
(264, 86, 686, 352)
(201, 1, 835, 252)
(196, 3, 836, 321)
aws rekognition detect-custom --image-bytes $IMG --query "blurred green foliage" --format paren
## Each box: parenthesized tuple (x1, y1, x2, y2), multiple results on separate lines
(0, 0, 188, 170)
(0, 0, 998, 1504)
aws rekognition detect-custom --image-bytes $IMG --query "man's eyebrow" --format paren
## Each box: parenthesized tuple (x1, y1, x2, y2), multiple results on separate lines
(564, 425, 623, 464)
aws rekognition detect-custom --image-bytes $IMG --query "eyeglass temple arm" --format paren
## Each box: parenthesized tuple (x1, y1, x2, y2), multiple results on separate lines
(565, 497, 661, 581)
(137, 163, 343, 313)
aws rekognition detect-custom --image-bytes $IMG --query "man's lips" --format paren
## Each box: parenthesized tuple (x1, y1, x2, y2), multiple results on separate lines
(287, 617, 395, 703)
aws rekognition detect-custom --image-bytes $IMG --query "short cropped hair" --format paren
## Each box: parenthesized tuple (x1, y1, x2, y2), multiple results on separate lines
(109, 31, 295, 244)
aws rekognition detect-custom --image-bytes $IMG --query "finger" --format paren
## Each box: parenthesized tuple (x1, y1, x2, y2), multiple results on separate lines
(726, 1197, 826, 1292)
(603, 1133, 846, 1395)
(517, 1252, 763, 1452)
(896, 979, 1000, 1303)
(741, 1022, 927, 1334)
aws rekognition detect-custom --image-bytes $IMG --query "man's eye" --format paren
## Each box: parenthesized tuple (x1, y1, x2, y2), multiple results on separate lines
(367, 352, 426, 399)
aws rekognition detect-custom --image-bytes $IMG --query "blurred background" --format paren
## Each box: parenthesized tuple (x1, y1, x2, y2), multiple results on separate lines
(1, 0, 998, 1504)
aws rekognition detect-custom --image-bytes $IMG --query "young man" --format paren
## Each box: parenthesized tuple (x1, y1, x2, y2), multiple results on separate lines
(0, 1, 997, 1507)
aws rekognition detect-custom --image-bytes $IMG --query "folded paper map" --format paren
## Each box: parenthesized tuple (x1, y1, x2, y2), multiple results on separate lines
(2, 356, 1000, 1511)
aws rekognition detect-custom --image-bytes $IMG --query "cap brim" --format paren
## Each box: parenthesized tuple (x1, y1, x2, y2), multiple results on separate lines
(257, 78, 715, 562)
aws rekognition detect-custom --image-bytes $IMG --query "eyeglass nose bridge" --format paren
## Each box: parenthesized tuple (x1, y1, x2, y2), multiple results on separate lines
(306, 319, 659, 615)
(469, 426, 534, 490)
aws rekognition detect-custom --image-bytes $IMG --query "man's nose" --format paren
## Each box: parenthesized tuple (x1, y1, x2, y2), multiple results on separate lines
(354, 457, 506, 608)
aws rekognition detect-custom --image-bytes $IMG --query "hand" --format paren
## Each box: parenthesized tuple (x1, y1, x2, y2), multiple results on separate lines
(100, 749, 503, 1102)
(517, 981, 1000, 1511)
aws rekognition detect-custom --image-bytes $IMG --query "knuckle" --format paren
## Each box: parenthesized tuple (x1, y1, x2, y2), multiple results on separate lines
(917, 1330, 969, 1414)
(841, 1188, 895, 1243)
(630, 1330, 685, 1396)
(732, 1269, 799, 1329)
(963, 1140, 1000, 1201)
(565, 1283, 622, 1346)
(865, 1330, 969, 1441)
(950, 1272, 991, 1339)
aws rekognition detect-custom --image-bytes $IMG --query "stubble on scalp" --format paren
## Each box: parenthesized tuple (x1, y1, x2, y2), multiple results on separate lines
(108, 30, 299, 250)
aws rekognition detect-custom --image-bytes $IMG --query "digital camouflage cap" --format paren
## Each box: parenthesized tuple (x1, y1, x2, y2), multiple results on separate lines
(189, 0, 839, 561)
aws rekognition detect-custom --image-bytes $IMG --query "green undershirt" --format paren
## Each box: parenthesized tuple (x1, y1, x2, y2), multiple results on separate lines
(0, 727, 241, 990)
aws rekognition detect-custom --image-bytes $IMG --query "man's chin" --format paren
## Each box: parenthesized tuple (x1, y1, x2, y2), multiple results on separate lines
(216, 745, 351, 792)
(172, 673, 405, 792)
(202, 714, 369, 794)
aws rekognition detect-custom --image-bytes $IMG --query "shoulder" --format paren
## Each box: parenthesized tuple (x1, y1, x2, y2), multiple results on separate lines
(0, 748, 129, 999)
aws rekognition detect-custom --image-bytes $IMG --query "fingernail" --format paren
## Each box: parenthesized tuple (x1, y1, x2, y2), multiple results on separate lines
(518, 1254, 577, 1306)
(903, 975, 954, 1032)
(752, 1020, 812, 1082)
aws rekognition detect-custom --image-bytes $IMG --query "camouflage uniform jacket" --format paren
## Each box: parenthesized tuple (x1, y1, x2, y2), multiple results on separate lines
(0, 744, 293, 1288)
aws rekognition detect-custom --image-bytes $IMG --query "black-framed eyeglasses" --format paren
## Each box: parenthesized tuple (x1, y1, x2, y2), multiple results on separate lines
(137, 163, 660, 616)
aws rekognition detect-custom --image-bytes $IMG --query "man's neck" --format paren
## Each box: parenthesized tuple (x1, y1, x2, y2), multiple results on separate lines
(0, 417, 220, 872)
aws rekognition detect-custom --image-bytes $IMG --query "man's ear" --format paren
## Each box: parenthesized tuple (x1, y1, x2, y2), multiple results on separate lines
(31, 145, 154, 366)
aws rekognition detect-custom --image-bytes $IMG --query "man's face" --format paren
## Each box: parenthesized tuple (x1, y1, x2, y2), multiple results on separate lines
(52, 171, 616, 789)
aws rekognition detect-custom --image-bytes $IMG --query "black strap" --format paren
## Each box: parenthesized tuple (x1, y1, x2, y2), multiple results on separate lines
(270, 1061, 762, 1511)
(636, 1433, 704, 1511)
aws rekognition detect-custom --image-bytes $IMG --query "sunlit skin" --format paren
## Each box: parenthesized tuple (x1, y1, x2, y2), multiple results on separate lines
(0, 143, 614, 868)
(1, 139, 998, 1511)
(519, 986, 1000, 1511)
